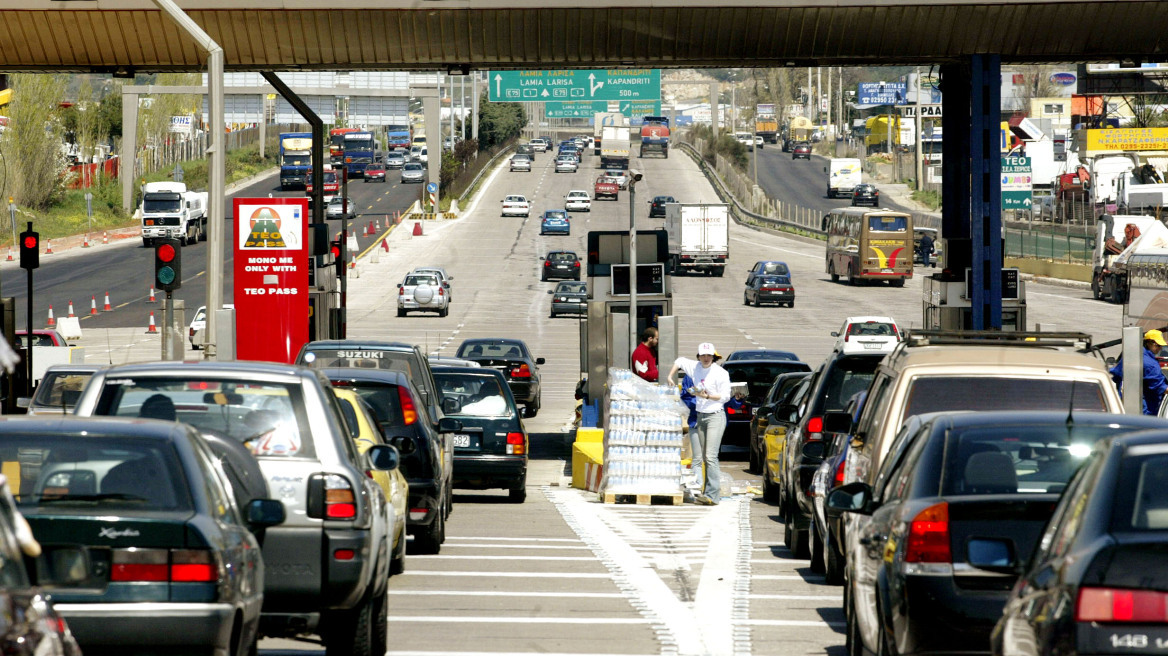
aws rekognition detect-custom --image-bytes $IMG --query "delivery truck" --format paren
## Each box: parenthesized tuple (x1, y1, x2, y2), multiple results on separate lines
(825, 158, 863, 198)
(665, 203, 730, 276)
(755, 104, 779, 144)
(593, 112, 626, 156)
(600, 125, 631, 170)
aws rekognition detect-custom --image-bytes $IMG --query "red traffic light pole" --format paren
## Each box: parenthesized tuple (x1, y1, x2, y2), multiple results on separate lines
(20, 222, 37, 396)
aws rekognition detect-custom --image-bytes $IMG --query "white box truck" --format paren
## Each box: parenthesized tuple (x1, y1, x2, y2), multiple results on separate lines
(600, 125, 631, 170)
(825, 158, 862, 198)
(665, 203, 730, 276)
(593, 112, 625, 156)
(139, 181, 208, 247)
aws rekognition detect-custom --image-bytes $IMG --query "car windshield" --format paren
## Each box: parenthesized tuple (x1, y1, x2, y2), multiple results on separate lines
(404, 164, 422, 171)
(457, 341, 528, 360)
(405, 275, 438, 286)
(505, 196, 526, 203)
(725, 363, 812, 402)
(435, 373, 513, 418)
(544, 211, 568, 219)
(1113, 452, 1168, 531)
(811, 356, 883, 414)
(31, 372, 93, 409)
(548, 252, 576, 262)
(904, 377, 1107, 418)
(758, 262, 789, 275)
(93, 378, 313, 458)
(727, 350, 799, 362)
(941, 424, 1120, 495)
(332, 381, 403, 426)
(568, 192, 588, 198)
(847, 322, 896, 337)
(300, 348, 419, 381)
(4, 436, 192, 511)
(556, 282, 587, 293)
(757, 276, 788, 286)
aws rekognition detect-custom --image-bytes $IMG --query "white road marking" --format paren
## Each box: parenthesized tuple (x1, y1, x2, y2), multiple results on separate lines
(386, 590, 624, 598)
(397, 570, 610, 578)
(730, 236, 821, 260)
(749, 594, 843, 601)
(444, 536, 582, 542)
(735, 619, 844, 628)
(387, 652, 658, 656)
(752, 574, 827, 581)
(387, 616, 652, 624)
(439, 544, 593, 551)
(408, 555, 598, 561)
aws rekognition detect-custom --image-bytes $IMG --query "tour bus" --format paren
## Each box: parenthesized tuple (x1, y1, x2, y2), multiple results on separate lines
(824, 207, 914, 286)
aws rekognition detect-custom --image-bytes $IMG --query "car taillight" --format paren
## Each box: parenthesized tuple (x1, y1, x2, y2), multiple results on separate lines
(112, 548, 219, 583)
(511, 364, 532, 378)
(438, 287, 444, 296)
(574, 261, 581, 268)
(762, 287, 778, 292)
(171, 549, 218, 582)
(323, 474, 357, 519)
(805, 415, 823, 441)
(833, 458, 847, 488)
(544, 261, 551, 267)
(905, 502, 951, 564)
(1077, 588, 1168, 623)
(506, 432, 526, 455)
(398, 386, 419, 425)
(398, 287, 404, 296)
(111, 548, 168, 582)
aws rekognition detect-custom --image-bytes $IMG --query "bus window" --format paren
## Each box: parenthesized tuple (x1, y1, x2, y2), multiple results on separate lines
(870, 216, 908, 232)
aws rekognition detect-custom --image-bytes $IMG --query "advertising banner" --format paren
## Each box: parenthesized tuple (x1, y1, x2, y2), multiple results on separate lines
(1084, 128, 1168, 152)
(1001, 157, 1033, 209)
(858, 82, 908, 105)
(233, 197, 309, 364)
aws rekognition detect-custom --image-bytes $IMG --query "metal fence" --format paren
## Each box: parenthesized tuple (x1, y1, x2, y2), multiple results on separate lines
(137, 123, 287, 177)
(1004, 227, 1094, 263)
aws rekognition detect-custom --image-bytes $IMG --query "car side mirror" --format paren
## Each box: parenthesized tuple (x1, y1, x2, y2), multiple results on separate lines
(823, 411, 854, 435)
(366, 444, 401, 472)
(438, 417, 463, 433)
(547, 290, 554, 295)
(535, 357, 546, 365)
(246, 498, 287, 528)
(802, 441, 826, 459)
(442, 397, 462, 414)
(778, 404, 798, 422)
(16, 397, 30, 409)
(396, 283, 402, 288)
(830, 332, 839, 337)
(967, 538, 1019, 575)
(826, 482, 873, 517)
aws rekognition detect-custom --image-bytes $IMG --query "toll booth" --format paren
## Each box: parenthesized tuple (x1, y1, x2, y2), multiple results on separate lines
(308, 223, 341, 341)
(582, 230, 676, 413)
(922, 268, 1026, 330)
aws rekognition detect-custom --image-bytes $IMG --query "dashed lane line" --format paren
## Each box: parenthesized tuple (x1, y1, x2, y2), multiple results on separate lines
(386, 590, 624, 598)
(397, 570, 610, 578)
(386, 616, 652, 624)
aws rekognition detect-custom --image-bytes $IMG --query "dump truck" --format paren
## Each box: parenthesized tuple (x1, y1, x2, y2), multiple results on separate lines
(1092, 214, 1164, 303)
(639, 116, 670, 158)
(755, 104, 779, 144)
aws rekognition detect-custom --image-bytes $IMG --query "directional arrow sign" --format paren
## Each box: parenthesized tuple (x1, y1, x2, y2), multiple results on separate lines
(545, 100, 663, 119)
(1001, 156, 1033, 209)
(489, 69, 661, 103)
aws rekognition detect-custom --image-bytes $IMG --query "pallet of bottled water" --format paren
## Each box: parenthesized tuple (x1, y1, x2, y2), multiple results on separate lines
(601, 369, 687, 503)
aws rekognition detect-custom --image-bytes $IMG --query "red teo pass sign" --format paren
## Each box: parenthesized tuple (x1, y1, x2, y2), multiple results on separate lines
(232, 197, 309, 363)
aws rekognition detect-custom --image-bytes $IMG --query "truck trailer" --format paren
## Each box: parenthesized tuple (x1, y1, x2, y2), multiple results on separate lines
(639, 116, 670, 158)
(600, 126, 631, 170)
(665, 203, 730, 276)
(755, 104, 778, 144)
(139, 182, 207, 248)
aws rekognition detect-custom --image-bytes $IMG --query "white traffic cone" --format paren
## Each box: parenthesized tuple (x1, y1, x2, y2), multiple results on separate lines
(145, 311, 158, 334)
(89, 296, 98, 315)
(67, 300, 76, 318)
(46, 305, 55, 327)
(103, 292, 112, 311)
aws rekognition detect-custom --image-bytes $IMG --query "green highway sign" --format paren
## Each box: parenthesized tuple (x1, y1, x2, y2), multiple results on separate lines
(545, 100, 663, 119)
(1001, 156, 1033, 210)
(489, 69, 661, 103)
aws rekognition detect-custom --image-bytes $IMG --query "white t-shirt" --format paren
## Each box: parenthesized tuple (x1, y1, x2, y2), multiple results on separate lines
(674, 357, 732, 414)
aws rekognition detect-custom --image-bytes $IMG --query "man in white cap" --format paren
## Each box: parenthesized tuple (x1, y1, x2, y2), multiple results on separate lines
(667, 342, 733, 505)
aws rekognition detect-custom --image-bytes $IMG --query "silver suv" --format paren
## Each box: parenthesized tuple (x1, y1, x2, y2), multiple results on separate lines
(73, 361, 399, 656)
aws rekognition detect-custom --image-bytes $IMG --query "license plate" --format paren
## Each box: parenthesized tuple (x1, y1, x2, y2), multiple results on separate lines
(452, 434, 472, 448)
(863, 342, 883, 349)
(882, 268, 894, 274)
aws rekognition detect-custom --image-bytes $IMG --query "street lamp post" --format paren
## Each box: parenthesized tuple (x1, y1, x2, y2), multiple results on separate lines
(628, 175, 638, 360)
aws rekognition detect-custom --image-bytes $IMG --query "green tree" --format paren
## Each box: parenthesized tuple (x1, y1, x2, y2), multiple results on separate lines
(0, 74, 70, 210)
(476, 92, 525, 149)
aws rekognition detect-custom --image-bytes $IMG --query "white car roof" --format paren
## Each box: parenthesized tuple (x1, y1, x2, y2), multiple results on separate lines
(841, 316, 898, 325)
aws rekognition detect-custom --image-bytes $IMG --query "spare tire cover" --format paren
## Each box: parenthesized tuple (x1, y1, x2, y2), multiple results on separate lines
(414, 285, 434, 303)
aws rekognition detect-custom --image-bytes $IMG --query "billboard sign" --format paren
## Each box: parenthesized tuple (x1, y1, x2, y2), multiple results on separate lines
(756, 103, 776, 118)
(546, 100, 661, 118)
(1001, 157, 1033, 209)
(169, 115, 193, 134)
(858, 82, 908, 105)
(232, 197, 309, 364)
(1084, 127, 1168, 151)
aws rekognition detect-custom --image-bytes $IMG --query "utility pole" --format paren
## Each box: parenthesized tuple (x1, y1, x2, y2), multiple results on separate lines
(915, 67, 924, 190)
(472, 71, 480, 144)
(816, 67, 822, 126)
(826, 67, 832, 139)
(806, 68, 813, 120)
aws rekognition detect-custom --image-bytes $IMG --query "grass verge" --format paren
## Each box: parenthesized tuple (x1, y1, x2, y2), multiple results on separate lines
(910, 189, 942, 210)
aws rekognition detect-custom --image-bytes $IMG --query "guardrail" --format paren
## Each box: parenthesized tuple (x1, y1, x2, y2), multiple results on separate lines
(457, 140, 519, 204)
(676, 141, 826, 236)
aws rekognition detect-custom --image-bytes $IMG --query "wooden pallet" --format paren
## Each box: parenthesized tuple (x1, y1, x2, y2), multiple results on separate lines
(602, 491, 683, 506)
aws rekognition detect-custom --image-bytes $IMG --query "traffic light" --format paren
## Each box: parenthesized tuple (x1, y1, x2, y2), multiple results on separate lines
(330, 239, 343, 278)
(154, 238, 182, 292)
(19, 227, 39, 271)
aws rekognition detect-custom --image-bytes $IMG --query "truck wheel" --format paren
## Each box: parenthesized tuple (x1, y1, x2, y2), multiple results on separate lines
(199, 221, 208, 242)
(413, 509, 443, 555)
(829, 261, 839, 283)
(1091, 275, 1102, 300)
(713, 266, 725, 277)
(142, 238, 151, 248)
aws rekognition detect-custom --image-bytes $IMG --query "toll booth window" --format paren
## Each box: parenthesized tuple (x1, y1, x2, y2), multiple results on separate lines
(869, 216, 908, 232)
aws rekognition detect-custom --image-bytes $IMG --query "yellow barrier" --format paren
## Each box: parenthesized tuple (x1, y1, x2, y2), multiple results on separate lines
(571, 428, 604, 491)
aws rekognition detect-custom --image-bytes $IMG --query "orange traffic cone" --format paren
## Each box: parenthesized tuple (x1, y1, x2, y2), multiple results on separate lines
(367, 220, 374, 235)
(44, 239, 53, 254)
(46, 305, 55, 327)
(102, 231, 109, 245)
(103, 292, 112, 311)
(67, 300, 76, 318)
(147, 287, 157, 303)
(145, 311, 158, 334)
(412, 222, 423, 236)
(375, 218, 381, 231)
(89, 295, 98, 315)
(382, 238, 389, 252)
(6, 248, 12, 262)
(83, 234, 91, 248)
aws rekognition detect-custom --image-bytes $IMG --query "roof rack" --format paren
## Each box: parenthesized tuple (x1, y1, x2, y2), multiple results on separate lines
(903, 330, 1094, 351)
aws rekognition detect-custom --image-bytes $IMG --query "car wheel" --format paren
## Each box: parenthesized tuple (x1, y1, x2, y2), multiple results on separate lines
(509, 475, 527, 503)
(846, 591, 863, 656)
(323, 583, 379, 656)
(824, 533, 845, 585)
(390, 525, 406, 576)
(413, 509, 444, 555)
(753, 294, 761, 308)
(783, 512, 796, 551)
(743, 292, 750, 306)
(810, 524, 826, 573)
(524, 398, 540, 418)
(397, 308, 406, 317)
(747, 439, 760, 474)
(440, 305, 449, 317)
(763, 470, 780, 504)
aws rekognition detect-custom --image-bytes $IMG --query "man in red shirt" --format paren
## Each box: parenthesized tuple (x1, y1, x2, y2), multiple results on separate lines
(631, 327, 659, 382)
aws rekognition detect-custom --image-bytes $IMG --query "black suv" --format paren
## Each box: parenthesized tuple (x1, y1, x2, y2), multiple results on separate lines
(541, 250, 581, 281)
(851, 183, 880, 206)
(779, 351, 884, 557)
(648, 195, 676, 218)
